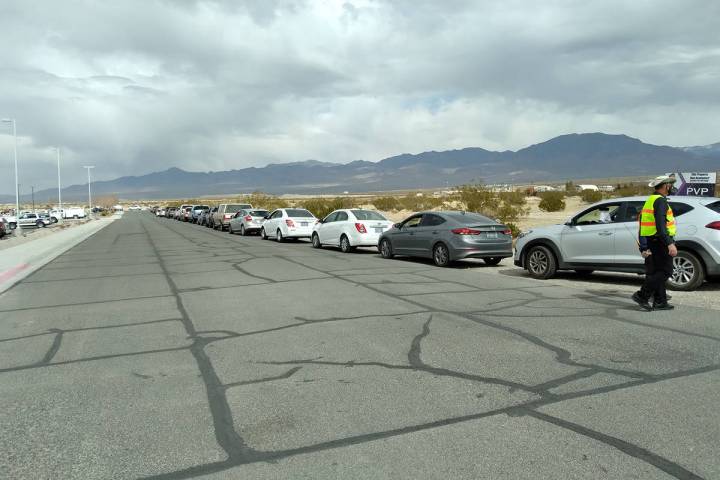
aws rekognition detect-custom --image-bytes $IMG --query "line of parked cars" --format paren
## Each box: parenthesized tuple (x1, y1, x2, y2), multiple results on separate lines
(156, 202, 514, 268)
(148, 195, 720, 291)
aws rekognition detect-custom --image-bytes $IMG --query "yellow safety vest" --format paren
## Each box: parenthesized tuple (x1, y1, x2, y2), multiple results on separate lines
(639, 195, 676, 237)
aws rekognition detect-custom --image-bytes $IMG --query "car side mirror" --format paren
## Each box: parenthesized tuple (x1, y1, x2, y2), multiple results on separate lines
(393, 223, 401, 229)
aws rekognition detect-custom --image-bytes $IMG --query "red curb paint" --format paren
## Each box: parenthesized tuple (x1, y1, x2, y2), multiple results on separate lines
(0, 263, 30, 283)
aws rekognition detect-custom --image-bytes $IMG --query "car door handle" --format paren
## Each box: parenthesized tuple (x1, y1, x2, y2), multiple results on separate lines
(598, 231, 613, 236)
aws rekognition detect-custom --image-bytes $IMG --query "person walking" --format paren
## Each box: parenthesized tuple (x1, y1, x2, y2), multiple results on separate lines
(632, 175, 678, 311)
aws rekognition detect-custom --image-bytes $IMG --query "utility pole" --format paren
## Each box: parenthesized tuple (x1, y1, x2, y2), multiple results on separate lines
(1, 118, 19, 220)
(56, 147, 62, 214)
(83, 166, 95, 214)
(31, 186, 35, 212)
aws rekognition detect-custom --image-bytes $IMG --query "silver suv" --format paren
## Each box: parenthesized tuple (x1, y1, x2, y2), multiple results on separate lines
(514, 196, 720, 290)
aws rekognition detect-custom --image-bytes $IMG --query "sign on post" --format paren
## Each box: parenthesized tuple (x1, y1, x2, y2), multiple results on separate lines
(669, 172, 717, 197)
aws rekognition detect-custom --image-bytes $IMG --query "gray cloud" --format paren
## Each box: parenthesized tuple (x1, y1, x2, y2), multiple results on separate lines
(1, 0, 719, 194)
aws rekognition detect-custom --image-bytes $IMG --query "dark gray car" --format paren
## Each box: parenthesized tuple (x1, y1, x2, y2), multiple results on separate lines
(378, 211, 513, 267)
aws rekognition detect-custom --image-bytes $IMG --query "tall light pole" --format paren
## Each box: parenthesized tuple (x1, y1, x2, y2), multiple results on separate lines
(56, 147, 62, 214)
(1, 118, 19, 217)
(31, 186, 35, 212)
(83, 165, 95, 213)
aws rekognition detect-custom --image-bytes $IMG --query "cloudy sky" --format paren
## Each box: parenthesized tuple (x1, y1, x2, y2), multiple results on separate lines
(1, 0, 719, 193)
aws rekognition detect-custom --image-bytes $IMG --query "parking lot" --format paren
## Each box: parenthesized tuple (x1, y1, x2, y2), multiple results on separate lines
(1, 211, 719, 479)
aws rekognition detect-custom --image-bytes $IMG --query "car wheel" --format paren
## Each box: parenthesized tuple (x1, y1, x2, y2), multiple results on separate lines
(311, 233, 322, 248)
(261, 228, 267, 240)
(37, 221, 45, 228)
(228, 224, 234, 234)
(340, 235, 354, 253)
(667, 250, 705, 291)
(526, 245, 557, 279)
(73, 215, 78, 219)
(380, 239, 394, 259)
(240, 225, 246, 236)
(276, 229, 283, 242)
(432, 243, 451, 267)
(574, 269, 594, 277)
(483, 257, 502, 266)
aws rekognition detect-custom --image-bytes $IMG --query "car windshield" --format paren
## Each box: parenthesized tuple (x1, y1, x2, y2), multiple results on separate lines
(445, 212, 494, 224)
(249, 210, 268, 217)
(286, 209, 314, 218)
(225, 204, 251, 213)
(352, 210, 387, 221)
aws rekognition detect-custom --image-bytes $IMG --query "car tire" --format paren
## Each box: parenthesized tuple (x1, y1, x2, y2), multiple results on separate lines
(311, 233, 322, 248)
(276, 229, 284, 242)
(261, 228, 267, 240)
(667, 250, 705, 291)
(483, 257, 502, 266)
(380, 239, 394, 259)
(432, 242, 451, 267)
(228, 224, 234, 234)
(526, 245, 557, 279)
(340, 235, 354, 253)
(240, 225, 246, 236)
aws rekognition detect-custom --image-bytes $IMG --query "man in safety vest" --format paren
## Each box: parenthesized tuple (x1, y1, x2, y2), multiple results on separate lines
(631, 175, 678, 311)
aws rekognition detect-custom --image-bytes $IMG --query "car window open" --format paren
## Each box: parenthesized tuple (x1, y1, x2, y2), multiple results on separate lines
(574, 204, 621, 225)
(402, 216, 422, 228)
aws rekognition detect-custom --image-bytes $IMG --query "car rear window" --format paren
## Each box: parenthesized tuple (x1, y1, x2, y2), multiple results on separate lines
(286, 209, 314, 217)
(225, 204, 251, 213)
(668, 202, 693, 217)
(446, 212, 494, 224)
(249, 210, 268, 217)
(352, 210, 387, 221)
(706, 201, 720, 214)
(194, 205, 209, 210)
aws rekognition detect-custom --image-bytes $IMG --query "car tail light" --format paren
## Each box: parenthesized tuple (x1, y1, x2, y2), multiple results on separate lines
(224, 214, 232, 219)
(706, 221, 720, 230)
(451, 228, 482, 235)
(502, 229, 512, 235)
(355, 223, 367, 233)
(244, 215, 252, 221)
(286, 219, 295, 227)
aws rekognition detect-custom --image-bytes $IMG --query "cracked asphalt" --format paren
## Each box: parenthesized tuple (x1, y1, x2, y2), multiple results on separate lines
(1, 211, 719, 479)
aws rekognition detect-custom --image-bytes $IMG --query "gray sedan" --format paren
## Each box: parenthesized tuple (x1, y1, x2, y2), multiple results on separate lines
(378, 211, 513, 267)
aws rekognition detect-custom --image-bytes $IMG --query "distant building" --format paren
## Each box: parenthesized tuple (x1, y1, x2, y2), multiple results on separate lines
(578, 184, 599, 191)
(534, 185, 556, 192)
(598, 185, 615, 192)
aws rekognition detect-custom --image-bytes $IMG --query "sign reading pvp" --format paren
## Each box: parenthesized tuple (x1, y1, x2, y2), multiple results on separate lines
(669, 172, 717, 197)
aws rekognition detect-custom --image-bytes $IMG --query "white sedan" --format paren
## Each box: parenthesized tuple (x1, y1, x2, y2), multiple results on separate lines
(312, 209, 394, 253)
(261, 208, 316, 242)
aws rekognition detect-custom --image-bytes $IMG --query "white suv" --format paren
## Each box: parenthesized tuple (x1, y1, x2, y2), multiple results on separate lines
(514, 196, 720, 290)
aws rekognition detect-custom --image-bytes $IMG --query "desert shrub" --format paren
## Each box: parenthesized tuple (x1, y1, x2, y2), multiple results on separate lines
(456, 185, 529, 230)
(301, 197, 358, 219)
(580, 189, 603, 203)
(396, 193, 444, 211)
(538, 191, 566, 212)
(245, 192, 288, 211)
(612, 183, 652, 198)
(371, 196, 401, 211)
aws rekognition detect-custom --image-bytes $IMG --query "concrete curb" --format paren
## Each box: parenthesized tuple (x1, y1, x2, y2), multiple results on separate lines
(0, 217, 117, 294)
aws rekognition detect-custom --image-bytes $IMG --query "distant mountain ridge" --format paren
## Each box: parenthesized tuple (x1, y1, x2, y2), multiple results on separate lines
(4, 133, 719, 202)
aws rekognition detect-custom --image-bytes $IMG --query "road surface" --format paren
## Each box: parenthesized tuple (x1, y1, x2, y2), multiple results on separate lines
(1, 212, 718, 479)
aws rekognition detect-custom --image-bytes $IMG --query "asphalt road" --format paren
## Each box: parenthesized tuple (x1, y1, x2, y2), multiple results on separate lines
(1, 212, 719, 479)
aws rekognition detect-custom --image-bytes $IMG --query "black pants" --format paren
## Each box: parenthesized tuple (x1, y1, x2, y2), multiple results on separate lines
(639, 237, 673, 304)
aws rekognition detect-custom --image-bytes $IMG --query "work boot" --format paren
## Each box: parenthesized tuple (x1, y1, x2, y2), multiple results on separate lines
(653, 303, 675, 311)
(632, 292, 652, 311)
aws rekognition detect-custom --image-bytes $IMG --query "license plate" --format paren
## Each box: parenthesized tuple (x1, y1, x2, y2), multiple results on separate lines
(486, 232, 498, 239)
(374, 227, 383, 233)
(300, 222, 308, 227)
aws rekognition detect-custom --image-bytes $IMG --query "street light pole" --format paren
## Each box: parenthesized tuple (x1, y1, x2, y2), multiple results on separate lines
(1, 118, 19, 218)
(56, 147, 62, 214)
(31, 186, 35, 212)
(83, 165, 95, 213)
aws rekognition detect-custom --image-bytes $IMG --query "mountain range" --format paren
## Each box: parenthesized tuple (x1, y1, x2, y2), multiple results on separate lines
(4, 133, 719, 202)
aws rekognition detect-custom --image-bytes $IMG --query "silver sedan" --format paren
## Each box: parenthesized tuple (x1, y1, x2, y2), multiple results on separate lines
(378, 211, 513, 267)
